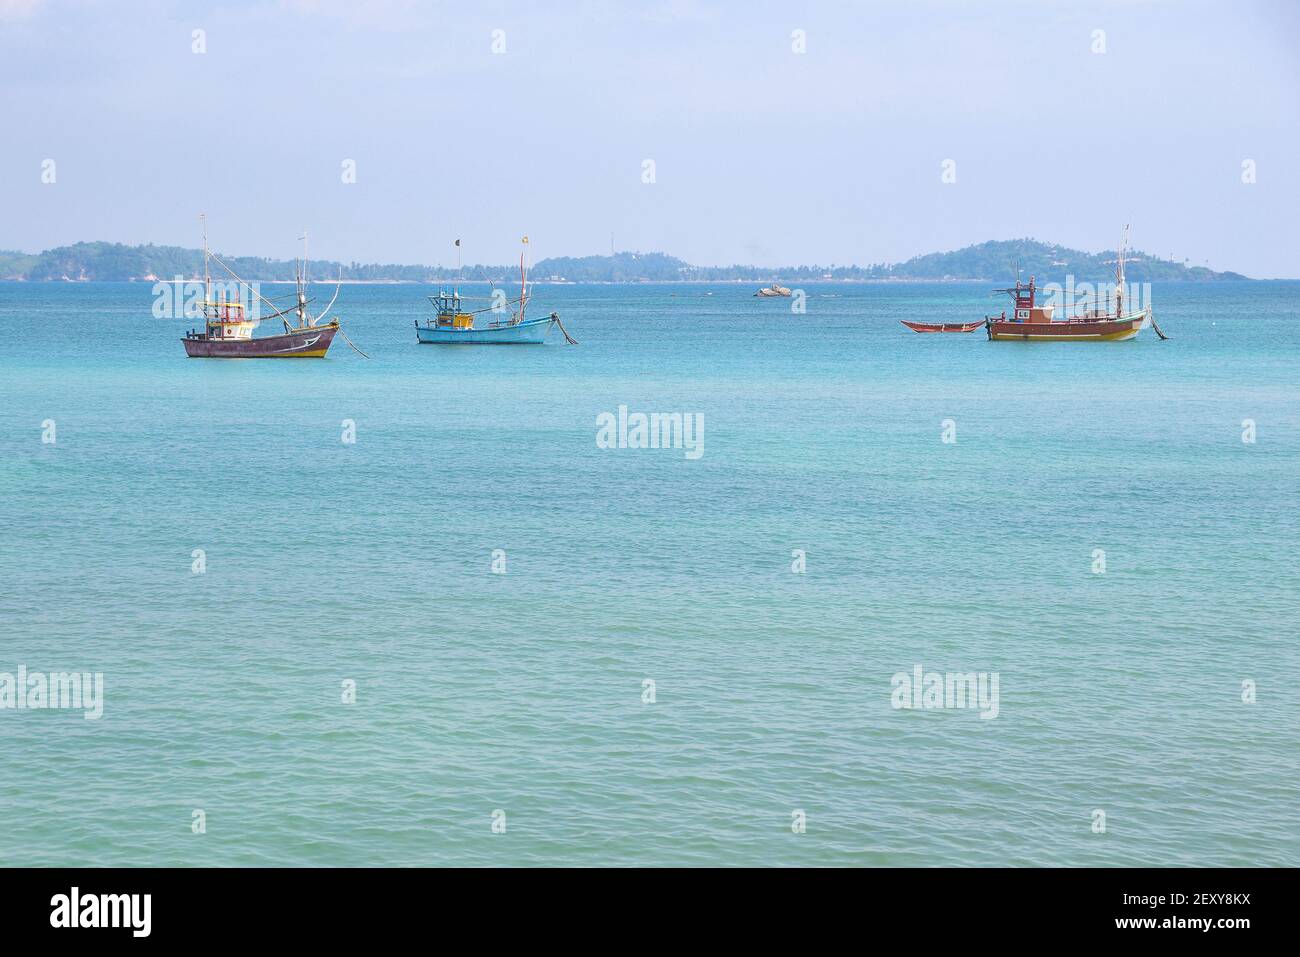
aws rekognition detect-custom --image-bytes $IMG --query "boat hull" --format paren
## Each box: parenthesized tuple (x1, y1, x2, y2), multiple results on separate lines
(183, 323, 338, 358)
(416, 315, 555, 344)
(901, 319, 984, 333)
(986, 314, 1143, 342)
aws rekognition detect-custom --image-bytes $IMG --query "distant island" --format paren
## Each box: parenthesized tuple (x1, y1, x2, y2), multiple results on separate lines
(0, 239, 1249, 283)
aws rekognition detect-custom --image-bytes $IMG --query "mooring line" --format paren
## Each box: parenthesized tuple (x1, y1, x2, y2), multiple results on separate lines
(338, 325, 371, 358)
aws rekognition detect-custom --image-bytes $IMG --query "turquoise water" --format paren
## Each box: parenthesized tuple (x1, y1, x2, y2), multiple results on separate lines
(1, 280, 1297, 866)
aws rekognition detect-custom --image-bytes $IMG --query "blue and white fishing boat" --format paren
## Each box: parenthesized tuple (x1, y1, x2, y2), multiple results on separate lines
(415, 238, 577, 346)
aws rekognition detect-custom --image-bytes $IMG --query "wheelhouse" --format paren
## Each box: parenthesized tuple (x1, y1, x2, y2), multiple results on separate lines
(429, 290, 476, 329)
(188, 296, 257, 341)
(993, 276, 1055, 323)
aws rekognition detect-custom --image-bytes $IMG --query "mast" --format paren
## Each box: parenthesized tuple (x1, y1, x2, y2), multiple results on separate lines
(1115, 224, 1129, 318)
(200, 212, 210, 317)
(296, 229, 308, 328)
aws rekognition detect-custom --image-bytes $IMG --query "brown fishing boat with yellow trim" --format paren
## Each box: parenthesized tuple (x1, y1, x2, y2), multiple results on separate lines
(181, 217, 345, 358)
(983, 276, 1145, 341)
(983, 226, 1167, 342)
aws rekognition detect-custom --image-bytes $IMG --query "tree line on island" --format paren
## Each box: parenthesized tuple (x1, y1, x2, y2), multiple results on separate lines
(0, 239, 1247, 283)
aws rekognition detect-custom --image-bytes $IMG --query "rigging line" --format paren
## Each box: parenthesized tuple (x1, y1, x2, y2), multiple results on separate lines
(552, 313, 578, 345)
(466, 299, 525, 317)
(206, 250, 294, 321)
(427, 295, 528, 317)
(257, 303, 306, 323)
(337, 325, 370, 359)
(1147, 307, 1171, 341)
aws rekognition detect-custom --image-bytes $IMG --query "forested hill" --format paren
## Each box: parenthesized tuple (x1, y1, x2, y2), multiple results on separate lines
(875, 239, 1247, 282)
(0, 243, 453, 283)
(0, 239, 1248, 282)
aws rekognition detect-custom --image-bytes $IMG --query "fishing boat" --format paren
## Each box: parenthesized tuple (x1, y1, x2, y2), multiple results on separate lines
(414, 238, 576, 345)
(900, 319, 985, 334)
(755, 284, 792, 298)
(182, 218, 344, 358)
(983, 277, 1146, 342)
(984, 226, 1166, 342)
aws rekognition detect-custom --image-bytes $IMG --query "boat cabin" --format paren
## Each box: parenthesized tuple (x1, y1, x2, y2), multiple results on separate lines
(995, 276, 1054, 323)
(199, 297, 257, 340)
(430, 290, 476, 330)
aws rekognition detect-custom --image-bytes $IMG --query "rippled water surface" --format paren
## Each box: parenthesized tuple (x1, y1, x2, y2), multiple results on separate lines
(1, 280, 1297, 866)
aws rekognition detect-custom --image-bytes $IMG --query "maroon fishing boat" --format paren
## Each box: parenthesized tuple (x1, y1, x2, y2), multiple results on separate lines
(900, 319, 985, 334)
(182, 315, 338, 357)
(181, 217, 346, 358)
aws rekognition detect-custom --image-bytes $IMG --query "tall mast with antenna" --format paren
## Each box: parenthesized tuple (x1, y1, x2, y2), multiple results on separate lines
(296, 229, 308, 328)
(1115, 224, 1129, 318)
(200, 212, 210, 306)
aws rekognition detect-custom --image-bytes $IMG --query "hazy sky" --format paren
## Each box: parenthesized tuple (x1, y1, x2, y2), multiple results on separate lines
(2, 0, 1297, 275)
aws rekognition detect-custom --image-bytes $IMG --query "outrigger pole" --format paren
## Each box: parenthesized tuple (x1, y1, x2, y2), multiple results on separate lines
(518, 235, 529, 324)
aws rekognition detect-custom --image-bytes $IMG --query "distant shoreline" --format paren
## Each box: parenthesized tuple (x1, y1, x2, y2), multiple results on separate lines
(0, 276, 1270, 285)
(0, 238, 1252, 282)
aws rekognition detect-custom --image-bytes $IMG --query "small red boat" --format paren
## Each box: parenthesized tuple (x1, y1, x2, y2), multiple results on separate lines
(900, 319, 985, 334)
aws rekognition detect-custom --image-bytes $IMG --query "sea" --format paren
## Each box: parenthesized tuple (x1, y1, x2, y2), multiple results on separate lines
(1, 279, 1297, 866)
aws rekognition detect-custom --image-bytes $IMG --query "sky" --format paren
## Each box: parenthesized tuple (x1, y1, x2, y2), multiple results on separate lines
(1, 0, 1298, 275)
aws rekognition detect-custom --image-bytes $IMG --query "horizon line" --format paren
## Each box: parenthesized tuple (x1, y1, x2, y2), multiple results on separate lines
(0, 236, 1258, 276)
